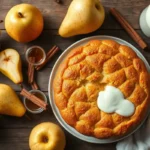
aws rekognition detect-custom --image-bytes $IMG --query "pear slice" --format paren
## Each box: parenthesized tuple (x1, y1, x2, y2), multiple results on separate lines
(59, 0, 105, 37)
(0, 48, 23, 84)
(0, 84, 26, 117)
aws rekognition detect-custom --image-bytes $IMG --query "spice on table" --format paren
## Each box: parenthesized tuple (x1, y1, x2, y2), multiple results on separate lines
(25, 92, 45, 111)
(110, 8, 148, 50)
(20, 88, 47, 110)
(28, 47, 44, 64)
(35, 45, 59, 71)
(31, 81, 39, 90)
(28, 57, 35, 84)
(28, 60, 39, 90)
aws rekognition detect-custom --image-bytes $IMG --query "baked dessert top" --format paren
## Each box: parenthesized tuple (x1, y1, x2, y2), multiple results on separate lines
(53, 39, 150, 138)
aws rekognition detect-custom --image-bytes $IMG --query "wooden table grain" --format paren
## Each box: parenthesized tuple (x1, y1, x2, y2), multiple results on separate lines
(0, 0, 150, 149)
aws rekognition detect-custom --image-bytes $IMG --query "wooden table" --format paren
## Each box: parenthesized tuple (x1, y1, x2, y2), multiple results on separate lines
(0, 0, 150, 149)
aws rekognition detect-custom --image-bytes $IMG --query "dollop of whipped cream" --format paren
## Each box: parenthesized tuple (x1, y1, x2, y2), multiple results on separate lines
(97, 86, 135, 117)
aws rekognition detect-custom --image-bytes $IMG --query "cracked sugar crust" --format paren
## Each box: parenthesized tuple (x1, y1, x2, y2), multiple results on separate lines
(53, 40, 150, 138)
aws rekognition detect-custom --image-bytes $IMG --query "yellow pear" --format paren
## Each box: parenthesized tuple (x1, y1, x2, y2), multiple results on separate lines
(0, 84, 26, 117)
(5, 3, 43, 43)
(29, 122, 66, 150)
(0, 48, 23, 84)
(59, 0, 105, 37)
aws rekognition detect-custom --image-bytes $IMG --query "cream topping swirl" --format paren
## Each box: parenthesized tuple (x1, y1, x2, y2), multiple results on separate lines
(97, 86, 135, 117)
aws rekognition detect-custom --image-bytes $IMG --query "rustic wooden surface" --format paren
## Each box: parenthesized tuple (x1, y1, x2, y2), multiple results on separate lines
(0, 0, 150, 149)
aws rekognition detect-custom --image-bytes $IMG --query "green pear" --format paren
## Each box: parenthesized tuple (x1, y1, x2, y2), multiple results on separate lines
(0, 84, 26, 117)
(0, 48, 23, 84)
(59, 0, 105, 37)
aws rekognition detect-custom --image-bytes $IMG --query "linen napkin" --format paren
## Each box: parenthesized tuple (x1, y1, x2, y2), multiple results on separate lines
(116, 115, 150, 150)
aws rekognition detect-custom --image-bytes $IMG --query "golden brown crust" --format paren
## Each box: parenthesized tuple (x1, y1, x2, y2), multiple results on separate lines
(53, 40, 150, 138)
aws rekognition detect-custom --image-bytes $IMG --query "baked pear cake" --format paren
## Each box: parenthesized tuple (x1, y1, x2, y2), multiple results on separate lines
(53, 39, 150, 138)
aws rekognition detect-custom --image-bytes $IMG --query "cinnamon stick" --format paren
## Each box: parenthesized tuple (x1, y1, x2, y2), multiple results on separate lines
(28, 57, 35, 84)
(35, 46, 59, 71)
(110, 8, 148, 50)
(31, 81, 39, 90)
(20, 88, 47, 110)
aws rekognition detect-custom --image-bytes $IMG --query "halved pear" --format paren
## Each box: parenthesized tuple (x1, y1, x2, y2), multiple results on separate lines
(0, 48, 23, 84)
(0, 84, 26, 117)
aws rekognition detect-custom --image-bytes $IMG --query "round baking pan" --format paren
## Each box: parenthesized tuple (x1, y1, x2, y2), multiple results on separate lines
(48, 35, 150, 143)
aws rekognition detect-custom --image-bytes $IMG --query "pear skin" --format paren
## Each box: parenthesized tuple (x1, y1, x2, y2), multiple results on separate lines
(0, 84, 26, 117)
(0, 49, 23, 84)
(59, 0, 105, 37)
(5, 4, 43, 43)
(29, 122, 66, 150)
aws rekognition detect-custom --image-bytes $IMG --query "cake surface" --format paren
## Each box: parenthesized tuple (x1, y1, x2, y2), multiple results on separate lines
(53, 39, 150, 138)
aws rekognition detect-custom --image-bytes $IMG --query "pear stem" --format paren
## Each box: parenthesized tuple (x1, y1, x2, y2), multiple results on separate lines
(55, 0, 61, 4)
(42, 136, 49, 143)
(95, 4, 100, 10)
(18, 12, 24, 18)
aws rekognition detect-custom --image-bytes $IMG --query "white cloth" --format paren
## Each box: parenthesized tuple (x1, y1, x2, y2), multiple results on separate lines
(116, 116, 150, 150)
